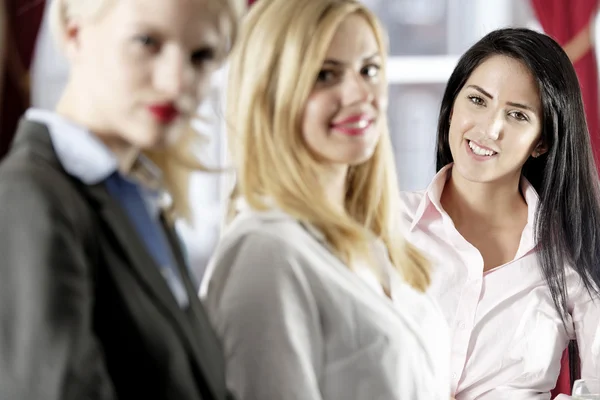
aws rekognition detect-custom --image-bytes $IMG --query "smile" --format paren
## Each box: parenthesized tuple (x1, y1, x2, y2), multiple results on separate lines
(467, 140, 497, 157)
(331, 118, 374, 136)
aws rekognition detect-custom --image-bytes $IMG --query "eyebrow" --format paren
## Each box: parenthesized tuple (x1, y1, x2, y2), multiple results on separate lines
(467, 84, 537, 112)
(323, 52, 381, 66)
(131, 23, 219, 48)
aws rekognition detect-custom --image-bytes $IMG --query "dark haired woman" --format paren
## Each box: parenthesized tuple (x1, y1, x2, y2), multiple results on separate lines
(401, 28, 600, 399)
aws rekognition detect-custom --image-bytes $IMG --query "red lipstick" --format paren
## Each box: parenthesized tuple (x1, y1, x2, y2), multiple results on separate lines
(147, 103, 179, 124)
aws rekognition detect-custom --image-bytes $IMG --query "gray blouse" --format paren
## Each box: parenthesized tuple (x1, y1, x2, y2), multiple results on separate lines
(200, 206, 450, 400)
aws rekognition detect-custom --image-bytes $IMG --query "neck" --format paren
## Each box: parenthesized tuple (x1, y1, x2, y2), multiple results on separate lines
(441, 167, 526, 227)
(56, 81, 137, 165)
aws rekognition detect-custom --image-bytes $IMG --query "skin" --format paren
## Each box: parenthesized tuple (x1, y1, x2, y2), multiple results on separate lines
(441, 55, 547, 272)
(301, 13, 385, 211)
(56, 0, 224, 159)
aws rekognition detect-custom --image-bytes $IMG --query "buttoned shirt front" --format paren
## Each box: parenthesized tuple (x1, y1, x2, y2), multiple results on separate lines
(400, 165, 600, 400)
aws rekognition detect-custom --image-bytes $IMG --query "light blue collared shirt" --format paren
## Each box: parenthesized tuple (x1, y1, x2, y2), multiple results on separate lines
(26, 108, 118, 185)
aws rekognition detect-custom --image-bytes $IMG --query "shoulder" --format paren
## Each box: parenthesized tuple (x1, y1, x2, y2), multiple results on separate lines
(201, 209, 327, 297)
(219, 208, 320, 256)
(0, 141, 94, 236)
(565, 265, 600, 311)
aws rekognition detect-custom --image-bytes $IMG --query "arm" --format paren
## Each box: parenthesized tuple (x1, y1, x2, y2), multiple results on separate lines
(0, 176, 116, 400)
(201, 231, 324, 400)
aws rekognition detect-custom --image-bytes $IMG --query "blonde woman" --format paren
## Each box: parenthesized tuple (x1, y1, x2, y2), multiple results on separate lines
(200, 0, 450, 399)
(0, 0, 242, 399)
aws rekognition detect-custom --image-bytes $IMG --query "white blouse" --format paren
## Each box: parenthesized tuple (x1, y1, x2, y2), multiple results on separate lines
(400, 165, 600, 400)
(200, 205, 450, 400)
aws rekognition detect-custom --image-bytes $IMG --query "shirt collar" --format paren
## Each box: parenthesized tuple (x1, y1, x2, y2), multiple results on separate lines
(409, 164, 540, 253)
(25, 108, 164, 191)
(409, 164, 452, 231)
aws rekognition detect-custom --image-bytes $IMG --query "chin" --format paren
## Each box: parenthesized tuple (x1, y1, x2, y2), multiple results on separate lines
(129, 127, 169, 150)
(453, 161, 508, 184)
(347, 151, 376, 166)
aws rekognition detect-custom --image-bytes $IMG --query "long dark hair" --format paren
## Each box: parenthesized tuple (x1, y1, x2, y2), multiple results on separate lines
(436, 27, 600, 375)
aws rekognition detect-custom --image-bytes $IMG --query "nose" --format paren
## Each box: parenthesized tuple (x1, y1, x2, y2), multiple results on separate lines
(153, 47, 194, 99)
(341, 71, 374, 106)
(483, 112, 504, 140)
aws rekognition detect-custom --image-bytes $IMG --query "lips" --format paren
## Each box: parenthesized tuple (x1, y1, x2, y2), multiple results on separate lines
(147, 103, 179, 124)
(466, 139, 498, 160)
(331, 114, 374, 136)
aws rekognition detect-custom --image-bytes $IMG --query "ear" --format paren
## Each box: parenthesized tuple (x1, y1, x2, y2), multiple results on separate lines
(531, 141, 548, 158)
(62, 18, 84, 62)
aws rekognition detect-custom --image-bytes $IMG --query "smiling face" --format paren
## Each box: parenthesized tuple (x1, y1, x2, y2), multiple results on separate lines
(301, 13, 386, 168)
(448, 55, 546, 185)
(65, 0, 224, 150)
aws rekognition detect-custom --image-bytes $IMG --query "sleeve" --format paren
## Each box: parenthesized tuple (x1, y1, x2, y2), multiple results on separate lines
(0, 177, 116, 400)
(569, 278, 600, 380)
(201, 231, 324, 400)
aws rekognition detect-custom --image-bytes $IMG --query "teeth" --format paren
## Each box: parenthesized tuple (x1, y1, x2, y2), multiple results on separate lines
(339, 120, 370, 129)
(468, 140, 496, 156)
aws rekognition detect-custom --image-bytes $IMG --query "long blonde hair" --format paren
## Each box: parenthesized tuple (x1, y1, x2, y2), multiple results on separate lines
(49, 0, 245, 223)
(227, 0, 430, 291)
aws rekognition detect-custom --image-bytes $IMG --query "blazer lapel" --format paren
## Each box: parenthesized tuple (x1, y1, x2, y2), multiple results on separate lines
(161, 217, 227, 400)
(83, 183, 183, 312)
(86, 185, 227, 400)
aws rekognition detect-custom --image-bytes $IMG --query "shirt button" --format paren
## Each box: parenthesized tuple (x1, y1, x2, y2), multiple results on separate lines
(457, 321, 466, 330)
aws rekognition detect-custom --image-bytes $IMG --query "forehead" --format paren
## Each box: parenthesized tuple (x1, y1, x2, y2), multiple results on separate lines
(105, 0, 223, 45)
(325, 13, 380, 60)
(465, 55, 541, 106)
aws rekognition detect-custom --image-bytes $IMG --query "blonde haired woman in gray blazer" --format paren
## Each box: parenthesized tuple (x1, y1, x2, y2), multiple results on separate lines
(200, 0, 451, 399)
(0, 0, 243, 399)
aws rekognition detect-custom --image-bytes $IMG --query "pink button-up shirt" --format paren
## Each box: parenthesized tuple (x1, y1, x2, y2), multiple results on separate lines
(400, 165, 600, 400)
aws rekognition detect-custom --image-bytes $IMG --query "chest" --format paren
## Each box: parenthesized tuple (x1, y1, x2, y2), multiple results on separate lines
(406, 226, 572, 390)
(455, 223, 525, 271)
(307, 245, 446, 399)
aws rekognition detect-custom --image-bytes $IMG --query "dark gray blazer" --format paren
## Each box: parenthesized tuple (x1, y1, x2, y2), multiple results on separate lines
(0, 120, 229, 400)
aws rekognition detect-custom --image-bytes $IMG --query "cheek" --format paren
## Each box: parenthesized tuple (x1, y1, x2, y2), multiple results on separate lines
(302, 92, 334, 137)
(449, 108, 476, 139)
(512, 132, 541, 156)
(116, 56, 148, 87)
(373, 82, 387, 111)
(194, 72, 213, 104)
(448, 120, 465, 144)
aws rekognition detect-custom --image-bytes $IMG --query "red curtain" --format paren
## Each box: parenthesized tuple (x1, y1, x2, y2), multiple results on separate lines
(531, 0, 600, 170)
(0, 0, 46, 159)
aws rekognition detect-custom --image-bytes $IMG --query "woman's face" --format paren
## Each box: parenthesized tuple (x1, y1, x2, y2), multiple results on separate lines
(301, 13, 386, 169)
(448, 55, 546, 185)
(66, 0, 224, 149)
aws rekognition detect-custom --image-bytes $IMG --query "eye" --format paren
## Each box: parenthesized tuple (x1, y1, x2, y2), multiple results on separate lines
(509, 110, 529, 122)
(134, 34, 160, 53)
(361, 64, 380, 79)
(191, 47, 216, 66)
(316, 69, 339, 83)
(468, 95, 485, 106)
